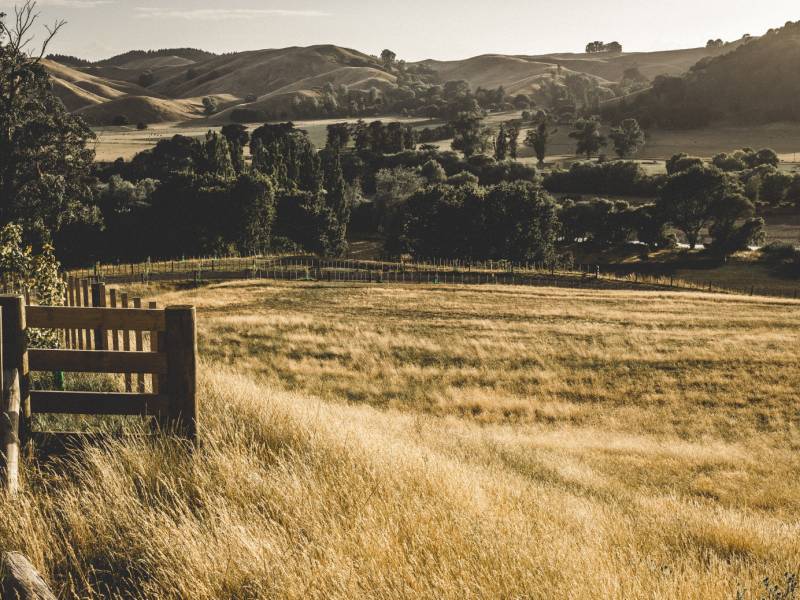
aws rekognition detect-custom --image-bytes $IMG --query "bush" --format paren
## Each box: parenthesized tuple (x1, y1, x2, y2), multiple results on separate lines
(761, 241, 798, 263)
(137, 122, 148, 130)
(447, 171, 479, 186)
(111, 115, 130, 127)
(666, 153, 704, 174)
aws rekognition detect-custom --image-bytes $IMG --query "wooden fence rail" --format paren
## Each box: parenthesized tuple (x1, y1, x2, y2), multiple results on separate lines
(0, 286, 198, 494)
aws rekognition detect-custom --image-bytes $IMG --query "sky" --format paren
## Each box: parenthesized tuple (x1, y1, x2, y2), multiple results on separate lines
(3, 0, 798, 62)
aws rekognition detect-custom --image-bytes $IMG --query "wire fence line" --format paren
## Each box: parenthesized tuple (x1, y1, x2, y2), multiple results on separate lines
(66, 254, 800, 299)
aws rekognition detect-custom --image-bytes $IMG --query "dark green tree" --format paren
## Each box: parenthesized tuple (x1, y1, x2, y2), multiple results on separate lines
(707, 192, 763, 255)
(451, 112, 488, 158)
(202, 96, 218, 115)
(506, 121, 521, 159)
(0, 4, 97, 242)
(220, 124, 250, 173)
(381, 49, 396, 70)
(230, 173, 276, 255)
(495, 123, 509, 161)
(657, 165, 728, 249)
(524, 122, 554, 166)
(609, 118, 645, 158)
(199, 131, 235, 178)
(569, 117, 606, 159)
(326, 122, 351, 151)
(321, 148, 349, 255)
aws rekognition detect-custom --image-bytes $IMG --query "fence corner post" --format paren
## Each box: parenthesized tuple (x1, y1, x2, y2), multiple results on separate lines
(164, 306, 198, 443)
(0, 296, 29, 459)
(0, 305, 18, 496)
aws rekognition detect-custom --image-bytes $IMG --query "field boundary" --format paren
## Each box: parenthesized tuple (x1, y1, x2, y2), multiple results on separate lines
(70, 255, 799, 298)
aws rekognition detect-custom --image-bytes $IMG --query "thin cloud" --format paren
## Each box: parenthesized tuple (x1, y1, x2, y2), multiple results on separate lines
(134, 7, 329, 20)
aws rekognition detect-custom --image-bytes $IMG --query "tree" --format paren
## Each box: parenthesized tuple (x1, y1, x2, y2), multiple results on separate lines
(524, 122, 554, 167)
(622, 67, 647, 83)
(585, 41, 605, 53)
(202, 96, 218, 115)
(381, 49, 396, 70)
(760, 170, 793, 206)
(706, 39, 725, 48)
(707, 192, 763, 255)
(787, 175, 800, 209)
(450, 113, 489, 158)
(666, 153, 703, 174)
(229, 173, 276, 255)
(0, 3, 97, 243)
(569, 117, 606, 159)
(743, 148, 779, 169)
(374, 167, 424, 229)
(321, 148, 349, 254)
(326, 122, 351, 151)
(199, 131, 234, 178)
(420, 160, 446, 183)
(609, 118, 645, 158)
(657, 165, 728, 249)
(220, 124, 250, 173)
(138, 70, 155, 87)
(494, 123, 509, 160)
(506, 122, 521, 159)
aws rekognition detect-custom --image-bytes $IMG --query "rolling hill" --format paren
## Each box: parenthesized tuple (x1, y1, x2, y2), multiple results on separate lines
(602, 21, 800, 128)
(45, 37, 750, 125)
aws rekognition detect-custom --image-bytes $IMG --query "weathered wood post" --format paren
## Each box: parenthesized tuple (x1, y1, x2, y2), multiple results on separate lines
(1, 552, 58, 599)
(165, 306, 198, 443)
(90, 282, 107, 350)
(0, 307, 19, 495)
(0, 297, 29, 459)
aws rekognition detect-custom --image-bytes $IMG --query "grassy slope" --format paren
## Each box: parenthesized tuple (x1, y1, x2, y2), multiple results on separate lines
(3, 280, 799, 598)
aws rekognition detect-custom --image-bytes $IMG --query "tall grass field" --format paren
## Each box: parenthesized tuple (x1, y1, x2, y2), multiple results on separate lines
(2, 280, 799, 598)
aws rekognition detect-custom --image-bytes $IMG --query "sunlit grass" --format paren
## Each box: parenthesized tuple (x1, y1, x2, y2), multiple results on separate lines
(1, 280, 798, 598)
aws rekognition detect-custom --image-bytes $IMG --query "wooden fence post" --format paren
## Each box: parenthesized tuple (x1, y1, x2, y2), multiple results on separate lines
(149, 301, 161, 395)
(165, 306, 198, 443)
(90, 283, 107, 350)
(0, 306, 19, 496)
(132, 298, 145, 393)
(81, 279, 90, 348)
(1, 362, 20, 496)
(0, 296, 29, 454)
(1, 551, 58, 599)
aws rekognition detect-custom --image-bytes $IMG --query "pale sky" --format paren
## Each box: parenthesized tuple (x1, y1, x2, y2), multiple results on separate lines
(4, 0, 798, 62)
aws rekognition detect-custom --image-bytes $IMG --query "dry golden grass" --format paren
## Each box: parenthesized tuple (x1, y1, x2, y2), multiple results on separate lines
(2, 280, 799, 598)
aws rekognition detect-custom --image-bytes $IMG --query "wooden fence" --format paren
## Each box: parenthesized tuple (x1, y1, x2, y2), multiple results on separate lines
(76, 255, 800, 299)
(0, 284, 198, 495)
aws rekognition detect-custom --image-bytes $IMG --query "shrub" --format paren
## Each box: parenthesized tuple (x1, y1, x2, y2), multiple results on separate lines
(0, 223, 65, 347)
(666, 153, 704, 175)
(447, 171, 479, 186)
(111, 115, 130, 126)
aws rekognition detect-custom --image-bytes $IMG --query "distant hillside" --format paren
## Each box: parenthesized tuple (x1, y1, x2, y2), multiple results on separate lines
(44, 34, 751, 125)
(75, 94, 239, 125)
(420, 43, 738, 94)
(43, 58, 160, 111)
(96, 48, 218, 67)
(603, 22, 800, 128)
(150, 45, 384, 98)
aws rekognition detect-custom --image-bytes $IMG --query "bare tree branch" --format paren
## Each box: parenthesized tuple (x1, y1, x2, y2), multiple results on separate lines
(1, 1, 66, 63)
